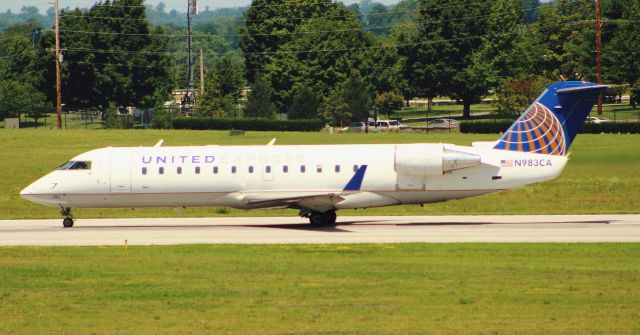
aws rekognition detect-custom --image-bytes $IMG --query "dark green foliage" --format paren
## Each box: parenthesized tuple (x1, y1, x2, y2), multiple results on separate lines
(32, 0, 174, 110)
(240, 0, 347, 83)
(288, 87, 321, 120)
(402, 0, 494, 118)
(460, 120, 515, 134)
(631, 84, 640, 109)
(580, 122, 640, 134)
(245, 76, 276, 119)
(605, 0, 640, 88)
(321, 71, 371, 126)
(374, 91, 404, 119)
(150, 103, 178, 129)
(171, 117, 323, 131)
(102, 103, 120, 129)
(0, 80, 48, 120)
(473, 0, 530, 89)
(526, 0, 595, 80)
(494, 75, 552, 116)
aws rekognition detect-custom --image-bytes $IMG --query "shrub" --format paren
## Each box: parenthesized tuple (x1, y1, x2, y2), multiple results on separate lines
(460, 120, 514, 133)
(461, 120, 640, 134)
(580, 122, 640, 134)
(171, 117, 323, 131)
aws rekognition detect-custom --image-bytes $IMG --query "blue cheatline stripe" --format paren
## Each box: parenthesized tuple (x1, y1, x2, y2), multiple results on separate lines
(343, 165, 368, 191)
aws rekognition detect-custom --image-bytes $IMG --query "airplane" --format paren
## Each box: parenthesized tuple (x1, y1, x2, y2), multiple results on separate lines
(21, 81, 608, 228)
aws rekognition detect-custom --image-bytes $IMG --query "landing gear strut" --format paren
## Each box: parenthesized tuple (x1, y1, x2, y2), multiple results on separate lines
(308, 210, 337, 226)
(60, 207, 74, 228)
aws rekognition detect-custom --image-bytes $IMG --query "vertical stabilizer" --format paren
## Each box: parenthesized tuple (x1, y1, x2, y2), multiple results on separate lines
(494, 81, 608, 156)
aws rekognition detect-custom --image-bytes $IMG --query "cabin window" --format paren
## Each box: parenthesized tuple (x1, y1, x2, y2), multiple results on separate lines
(213, 166, 218, 174)
(353, 165, 358, 172)
(300, 165, 306, 173)
(248, 166, 254, 173)
(195, 166, 200, 174)
(335, 165, 340, 173)
(316, 165, 323, 173)
(231, 166, 237, 174)
(159, 167, 164, 175)
(283, 165, 288, 173)
(177, 167, 182, 174)
(266, 166, 271, 173)
(142, 167, 147, 175)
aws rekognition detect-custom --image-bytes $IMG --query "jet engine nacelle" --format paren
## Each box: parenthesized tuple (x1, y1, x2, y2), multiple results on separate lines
(394, 144, 481, 176)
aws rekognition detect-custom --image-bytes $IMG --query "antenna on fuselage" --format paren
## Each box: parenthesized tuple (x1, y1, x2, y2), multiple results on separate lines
(267, 138, 276, 146)
(154, 139, 164, 147)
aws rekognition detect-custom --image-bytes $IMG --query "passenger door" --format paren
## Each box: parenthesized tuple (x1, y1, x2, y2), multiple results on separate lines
(110, 149, 131, 193)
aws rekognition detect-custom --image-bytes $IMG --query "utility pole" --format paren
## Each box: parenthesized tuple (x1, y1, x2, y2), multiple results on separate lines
(54, 0, 62, 129)
(199, 48, 204, 97)
(186, 0, 196, 101)
(595, 0, 603, 115)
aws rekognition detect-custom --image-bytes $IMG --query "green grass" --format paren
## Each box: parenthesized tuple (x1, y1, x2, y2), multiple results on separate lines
(0, 243, 639, 334)
(1, 129, 639, 219)
(593, 104, 640, 121)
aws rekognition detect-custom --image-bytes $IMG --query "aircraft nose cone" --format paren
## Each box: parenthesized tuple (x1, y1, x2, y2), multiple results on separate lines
(20, 184, 34, 197)
(20, 182, 39, 202)
(19, 179, 61, 206)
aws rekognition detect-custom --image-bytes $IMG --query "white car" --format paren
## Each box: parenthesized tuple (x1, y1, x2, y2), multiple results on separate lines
(586, 116, 610, 124)
(428, 118, 459, 129)
(374, 120, 406, 131)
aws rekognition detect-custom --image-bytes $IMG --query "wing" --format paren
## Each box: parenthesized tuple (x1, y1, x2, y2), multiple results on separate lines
(241, 165, 369, 212)
(243, 192, 346, 212)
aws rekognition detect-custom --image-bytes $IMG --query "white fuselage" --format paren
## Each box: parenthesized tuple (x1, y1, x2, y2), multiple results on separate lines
(20, 142, 567, 212)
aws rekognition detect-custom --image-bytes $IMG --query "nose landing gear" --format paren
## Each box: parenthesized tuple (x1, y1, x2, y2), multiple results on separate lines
(60, 207, 74, 228)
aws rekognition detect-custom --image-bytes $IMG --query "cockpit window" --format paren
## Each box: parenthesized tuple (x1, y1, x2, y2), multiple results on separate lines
(58, 161, 91, 170)
(58, 161, 74, 170)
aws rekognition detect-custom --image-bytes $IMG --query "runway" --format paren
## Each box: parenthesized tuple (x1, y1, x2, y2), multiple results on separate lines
(1, 215, 639, 246)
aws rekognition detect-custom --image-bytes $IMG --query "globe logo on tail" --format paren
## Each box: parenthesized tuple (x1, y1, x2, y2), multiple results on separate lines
(497, 102, 566, 156)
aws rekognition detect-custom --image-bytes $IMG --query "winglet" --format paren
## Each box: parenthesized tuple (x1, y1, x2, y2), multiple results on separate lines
(343, 165, 367, 191)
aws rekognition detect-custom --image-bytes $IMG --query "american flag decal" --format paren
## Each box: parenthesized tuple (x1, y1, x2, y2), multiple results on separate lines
(500, 159, 513, 167)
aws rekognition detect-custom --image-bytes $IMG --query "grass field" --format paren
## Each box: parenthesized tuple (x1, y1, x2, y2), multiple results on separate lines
(1, 129, 639, 219)
(0, 243, 639, 334)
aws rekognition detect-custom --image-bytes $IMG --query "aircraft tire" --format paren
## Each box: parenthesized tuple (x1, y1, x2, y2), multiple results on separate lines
(309, 212, 324, 226)
(62, 218, 74, 228)
(322, 210, 337, 226)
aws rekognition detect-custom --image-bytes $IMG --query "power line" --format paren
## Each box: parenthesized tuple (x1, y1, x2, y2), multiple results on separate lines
(0, 19, 595, 64)
(53, 5, 546, 40)
(57, 20, 591, 58)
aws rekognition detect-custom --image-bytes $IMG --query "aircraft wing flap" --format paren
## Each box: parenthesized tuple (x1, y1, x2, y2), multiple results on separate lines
(243, 192, 345, 212)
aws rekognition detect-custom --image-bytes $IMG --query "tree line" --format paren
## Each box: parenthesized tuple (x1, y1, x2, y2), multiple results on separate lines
(0, 0, 639, 125)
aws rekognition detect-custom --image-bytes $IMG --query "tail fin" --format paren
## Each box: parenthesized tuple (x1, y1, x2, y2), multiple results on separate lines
(494, 81, 609, 156)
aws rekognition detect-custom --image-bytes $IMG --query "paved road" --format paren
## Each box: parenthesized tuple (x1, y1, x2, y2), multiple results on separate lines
(1, 215, 639, 246)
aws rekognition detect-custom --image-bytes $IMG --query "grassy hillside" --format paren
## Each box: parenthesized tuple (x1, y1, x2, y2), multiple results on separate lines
(1, 129, 639, 219)
(1, 243, 639, 334)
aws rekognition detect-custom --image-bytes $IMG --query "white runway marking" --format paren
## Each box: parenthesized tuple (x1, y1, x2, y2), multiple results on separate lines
(0, 215, 639, 246)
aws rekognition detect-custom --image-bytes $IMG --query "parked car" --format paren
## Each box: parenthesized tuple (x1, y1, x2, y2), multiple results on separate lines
(427, 118, 459, 129)
(339, 120, 407, 133)
(374, 120, 407, 132)
(339, 121, 373, 133)
(586, 116, 610, 124)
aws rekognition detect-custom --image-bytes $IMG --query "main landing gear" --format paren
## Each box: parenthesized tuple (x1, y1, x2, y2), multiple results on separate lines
(308, 210, 337, 226)
(60, 207, 74, 228)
